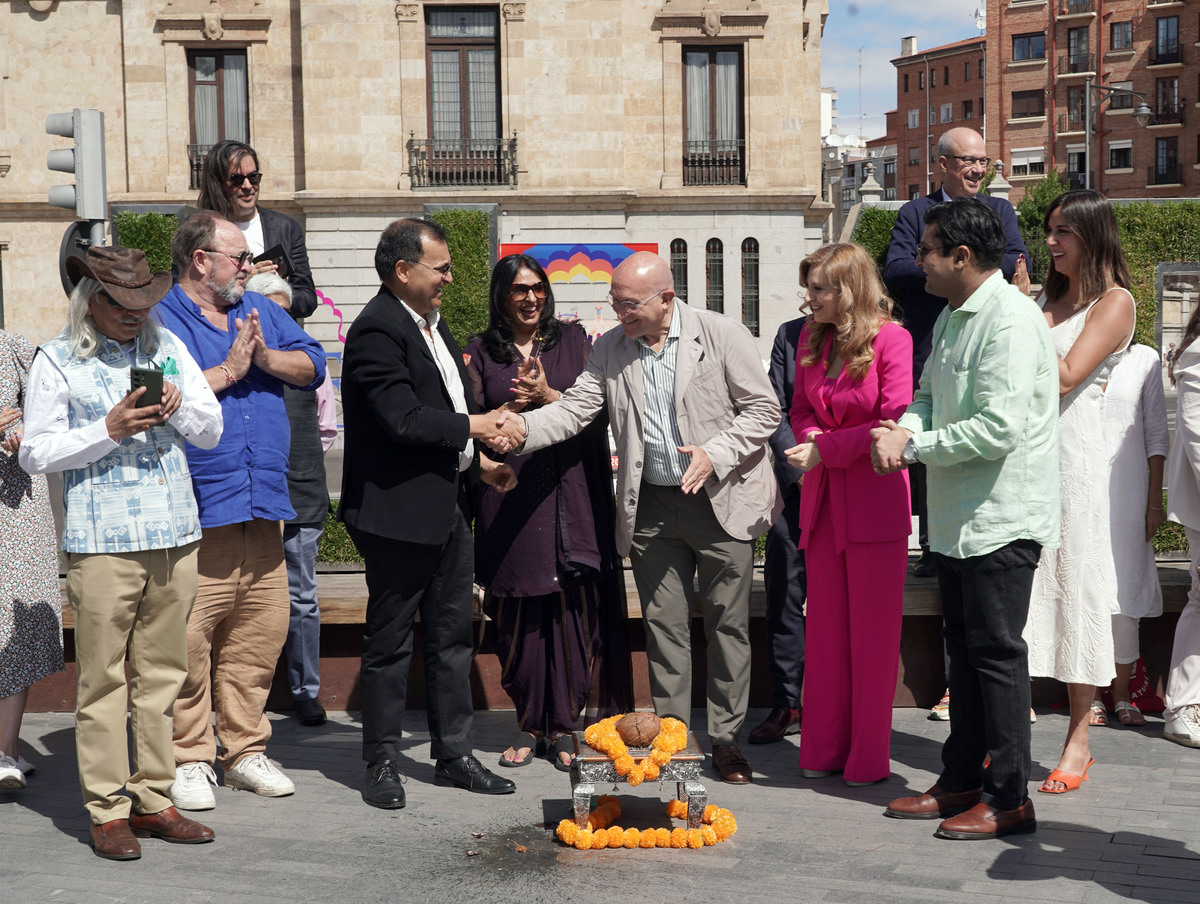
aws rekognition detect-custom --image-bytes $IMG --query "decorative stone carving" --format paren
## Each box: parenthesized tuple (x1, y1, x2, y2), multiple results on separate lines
(394, 3, 419, 22)
(157, 16, 272, 45)
(0, 153, 11, 179)
(654, 2, 768, 41)
(502, 3, 526, 21)
(203, 13, 223, 41)
(702, 9, 721, 37)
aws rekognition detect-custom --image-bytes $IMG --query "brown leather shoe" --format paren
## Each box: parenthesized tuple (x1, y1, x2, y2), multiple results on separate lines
(129, 805, 215, 844)
(884, 783, 983, 820)
(711, 744, 752, 784)
(935, 799, 1037, 840)
(90, 819, 141, 861)
(748, 707, 801, 744)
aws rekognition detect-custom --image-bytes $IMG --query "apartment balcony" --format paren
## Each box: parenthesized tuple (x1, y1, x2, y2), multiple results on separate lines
(1056, 113, 1086, 134)
(1058, 52, 1095, 76)
(1150, 43, 1183, 66)
(683, 139, 746, 186)
(1067, 171, 1092, 190)
(1148, 163, 1183, 185)
(1058, 0, 1095, 14)
(407, 134, 519, 189)
(187, 143, 213, 191)
(1150, 101, 1187, 126)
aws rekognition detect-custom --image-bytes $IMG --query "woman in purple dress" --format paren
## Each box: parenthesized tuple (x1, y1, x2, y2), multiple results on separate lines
(466, 255, 633, 772)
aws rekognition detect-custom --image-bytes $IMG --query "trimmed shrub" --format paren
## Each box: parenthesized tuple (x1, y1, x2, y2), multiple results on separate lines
(112, 211, 177, 271)
(428, 208, 491, 348)
(318, 509, 363, 564)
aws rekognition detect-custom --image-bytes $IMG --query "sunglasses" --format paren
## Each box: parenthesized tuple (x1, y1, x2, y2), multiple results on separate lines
(204, 248, 254, 267)
(508, 282, 547, 300)
(227, 172, 263, 187)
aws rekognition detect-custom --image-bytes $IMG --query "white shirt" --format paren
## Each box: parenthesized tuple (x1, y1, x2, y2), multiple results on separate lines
(238, 211, 266, 257)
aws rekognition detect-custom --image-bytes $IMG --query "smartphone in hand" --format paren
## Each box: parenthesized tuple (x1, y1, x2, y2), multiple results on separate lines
(130, 366, 164, 408)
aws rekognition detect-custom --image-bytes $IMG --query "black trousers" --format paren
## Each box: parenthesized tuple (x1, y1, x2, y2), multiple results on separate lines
(351, 505, 475, 764)
(761, 490, 807, 709)
(935, 539, 1041, 811)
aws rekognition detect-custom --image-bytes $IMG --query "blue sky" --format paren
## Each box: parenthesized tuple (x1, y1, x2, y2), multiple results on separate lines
(821, 0, 988, 141)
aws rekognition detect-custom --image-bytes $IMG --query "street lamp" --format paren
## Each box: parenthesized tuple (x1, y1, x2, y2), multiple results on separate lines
(1083, 76, 1153, 190)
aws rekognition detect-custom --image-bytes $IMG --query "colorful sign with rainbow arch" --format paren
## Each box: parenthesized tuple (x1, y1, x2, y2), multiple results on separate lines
(498, 243, 658, 284)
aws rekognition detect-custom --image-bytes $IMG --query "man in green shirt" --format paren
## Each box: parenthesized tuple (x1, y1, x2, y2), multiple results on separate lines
(870, 198, 1059, 840)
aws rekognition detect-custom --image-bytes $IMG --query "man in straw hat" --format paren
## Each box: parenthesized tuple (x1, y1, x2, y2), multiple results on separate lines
(20, 245, 223, 860)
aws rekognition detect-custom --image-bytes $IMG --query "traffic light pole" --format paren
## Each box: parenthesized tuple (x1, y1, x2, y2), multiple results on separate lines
(46, 108, 109, 290)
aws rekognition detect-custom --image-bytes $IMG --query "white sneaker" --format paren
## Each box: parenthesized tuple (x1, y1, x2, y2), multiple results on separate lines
(16, 755, 35, 776)
(225, 753, 295, 797)
(929, 690, 950, 721)
(0, 754, 26, 790)
(1164, 704, 1200, 748)
(171, 761, 218, 810)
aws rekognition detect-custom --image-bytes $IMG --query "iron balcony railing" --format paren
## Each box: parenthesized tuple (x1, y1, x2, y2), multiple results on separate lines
(1060, 0, 1094, 14)
(1151, 100, 1187, 126)
(1058, 52, 1095, 75)
(1057, 113, 1086, 132)
(1066, 171, 1092, 190)
(683, 139, 746, 186)
(1151, 44, 1183, 66)
(1148, 163, 1183, 185)
(407, 133, 518, 189)
(187, 143, 213, 191)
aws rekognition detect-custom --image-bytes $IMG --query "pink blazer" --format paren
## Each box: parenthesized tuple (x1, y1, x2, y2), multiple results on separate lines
(789, 320, 913, 549)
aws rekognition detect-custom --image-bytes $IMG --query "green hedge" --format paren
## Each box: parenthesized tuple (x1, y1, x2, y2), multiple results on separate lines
(429, 208, 491, 348)
(113, 211, 177, 271)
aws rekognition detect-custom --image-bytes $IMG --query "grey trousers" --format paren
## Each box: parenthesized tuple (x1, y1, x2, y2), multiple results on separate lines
(628, 482, 753, 745)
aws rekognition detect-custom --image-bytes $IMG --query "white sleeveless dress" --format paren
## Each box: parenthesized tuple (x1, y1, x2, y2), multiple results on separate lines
(1025, 289, 1133, 686)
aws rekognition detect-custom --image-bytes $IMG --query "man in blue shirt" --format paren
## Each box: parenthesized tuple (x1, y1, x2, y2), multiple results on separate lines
(155, 212, 326, 811)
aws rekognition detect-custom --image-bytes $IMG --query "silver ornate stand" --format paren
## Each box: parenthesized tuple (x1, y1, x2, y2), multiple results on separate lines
(570, 730, 708, 829)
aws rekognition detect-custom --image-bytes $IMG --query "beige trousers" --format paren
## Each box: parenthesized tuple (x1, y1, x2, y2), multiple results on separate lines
(172, 519, 289, 769)
(68, 543, 198, 825)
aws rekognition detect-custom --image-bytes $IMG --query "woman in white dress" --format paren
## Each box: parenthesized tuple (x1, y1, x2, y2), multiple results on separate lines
(1025, 190, 1136, 793)
(1164, 309, 1200, 747)
(1099, 345, 1167, 726)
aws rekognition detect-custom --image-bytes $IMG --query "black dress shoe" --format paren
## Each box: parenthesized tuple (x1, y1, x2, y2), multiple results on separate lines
(434, 755, 517, 795)
(363, 760, 406, 809)
(295, 697, 326, 726)
(748, 707, 801, 744)
(913, 551, 937, 577)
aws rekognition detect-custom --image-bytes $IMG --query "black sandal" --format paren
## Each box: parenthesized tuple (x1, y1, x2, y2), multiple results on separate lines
(549, 733, 575, 773)
(497, 731, 541, 768)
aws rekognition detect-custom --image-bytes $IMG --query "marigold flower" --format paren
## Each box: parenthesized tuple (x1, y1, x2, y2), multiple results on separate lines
(650, 748, 672, 767)
(655, 827, 672, 847)
(622, 828, 640, 849)
(557, 820, 580, 844)
(687, 829, 704, 849)
(627, 764, 645, 786)
(666, 799, 687, 820)
(702, 804, 719, 823)
(574, 829, 594, 851)
(643, 761, 660, 781)
(701, 825, 717, 846)
(613, 754, 634, 776)
(639, 830, 657, 848)
(591, 828, 609, 849)
(670, 827, 688, 848)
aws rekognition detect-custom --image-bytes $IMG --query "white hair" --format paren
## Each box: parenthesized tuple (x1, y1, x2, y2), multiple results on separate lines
(65, 277, 160, 359)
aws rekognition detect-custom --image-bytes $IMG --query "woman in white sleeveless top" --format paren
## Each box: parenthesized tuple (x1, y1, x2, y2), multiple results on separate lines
(1024, 190, 1136, 793)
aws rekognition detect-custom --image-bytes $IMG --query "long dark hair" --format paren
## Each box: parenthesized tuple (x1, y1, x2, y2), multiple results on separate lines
(1043, 189, 1131, 307)
(197, 140, 259, 221)
(479, 254, 561, 365)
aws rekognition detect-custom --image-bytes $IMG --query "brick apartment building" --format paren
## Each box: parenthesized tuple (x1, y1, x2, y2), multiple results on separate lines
(987, 0, 1199, 203)
(879, 36, 988, 201)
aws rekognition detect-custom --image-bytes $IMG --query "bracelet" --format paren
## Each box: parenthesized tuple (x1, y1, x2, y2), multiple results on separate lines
(219, 364, 237, 386)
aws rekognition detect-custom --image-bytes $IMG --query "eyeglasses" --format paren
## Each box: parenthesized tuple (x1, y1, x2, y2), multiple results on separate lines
(407, 259, 453, 278)
(914, 242, 949, 261)
(508, 282, 547, 300)
(942, 155, 990, 168)
(204, 248, 254, 267)
(227, 172, 263, 187)
(608, 288, 667, 313)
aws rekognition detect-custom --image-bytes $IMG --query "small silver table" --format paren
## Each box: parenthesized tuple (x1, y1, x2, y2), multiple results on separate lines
(570, 730, 708, 829)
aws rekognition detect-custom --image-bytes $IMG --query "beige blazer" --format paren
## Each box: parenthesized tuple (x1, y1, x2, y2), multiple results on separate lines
(521, 300, 782, 556)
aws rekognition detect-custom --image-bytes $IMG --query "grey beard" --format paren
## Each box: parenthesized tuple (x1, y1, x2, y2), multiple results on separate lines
(210, 274, 245, 305)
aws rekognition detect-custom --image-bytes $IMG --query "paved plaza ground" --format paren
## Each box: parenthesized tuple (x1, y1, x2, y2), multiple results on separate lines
(2, 705, 1199, 904)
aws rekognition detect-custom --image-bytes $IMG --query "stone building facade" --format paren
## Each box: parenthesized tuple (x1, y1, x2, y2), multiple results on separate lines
(0, 0, 830, 361)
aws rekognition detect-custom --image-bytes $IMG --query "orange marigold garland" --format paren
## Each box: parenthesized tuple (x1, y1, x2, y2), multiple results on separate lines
(555, 795, 738, 850)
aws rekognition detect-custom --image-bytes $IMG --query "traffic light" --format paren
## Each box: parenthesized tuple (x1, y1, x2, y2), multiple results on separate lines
(46, 108, 108, 222)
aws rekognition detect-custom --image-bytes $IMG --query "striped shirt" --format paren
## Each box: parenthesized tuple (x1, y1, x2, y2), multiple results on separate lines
(638, 309, 691, 485)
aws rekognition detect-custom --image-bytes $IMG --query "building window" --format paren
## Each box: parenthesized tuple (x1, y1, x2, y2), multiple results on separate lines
(1110, 80, 1134, 110)
(1155, 136, 1180, 184)
(1010, 148, 1045, 176)
(705, 239, 724, 313)
(1155, 17, 1180, 65)
(941, 103, 953, 124)
(1111, 21, 1133, 51)
(414, 8, 511, 188)
(884, 187, 896, 200)
(1067, 86, 1085, 126)
(740, 238, 759, 338)
(683, 47, 745, 186)
(930, 69, 937, 88)
(903, 73, 909, 93)
(908, 184, 920, 200)
(884, 160, 896, 177)
(1109, 142, 1132, 169)
(979, 59, 985, 79)
(187, 49, 249, 189)
(908, 147, 919, 166)
(670, 239, 688, 304)
(963, 99, 974, 120)
(1012, 90, 1045, 119)
(1012, 33, 1046, 61)
(943, 66, 950, 86)
(1067, 26, 1091, 72)
(907, 109, 920, 129)
(918, 71, 924, 90)
(964, 61, 971, 82)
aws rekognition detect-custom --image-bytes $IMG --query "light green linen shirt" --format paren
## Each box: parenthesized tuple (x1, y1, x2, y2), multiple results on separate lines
(898, 270, 1061, 559)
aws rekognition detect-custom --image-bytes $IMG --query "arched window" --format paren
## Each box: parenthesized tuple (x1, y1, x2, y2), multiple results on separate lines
(741, 237, 759, 337)
(705, 238, 724, 313)
(670, 239, 688, 304)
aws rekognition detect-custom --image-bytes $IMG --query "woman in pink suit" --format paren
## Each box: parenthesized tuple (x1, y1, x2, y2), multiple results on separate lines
(787, 242, 913, 787)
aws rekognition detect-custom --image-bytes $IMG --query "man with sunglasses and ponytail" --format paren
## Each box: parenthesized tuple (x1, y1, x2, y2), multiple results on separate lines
(155, 212, 327, 811)
(195, 140, 317, 318)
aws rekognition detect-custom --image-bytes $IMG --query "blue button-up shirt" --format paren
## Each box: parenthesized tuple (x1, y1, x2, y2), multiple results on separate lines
(155, 284, 327, 528)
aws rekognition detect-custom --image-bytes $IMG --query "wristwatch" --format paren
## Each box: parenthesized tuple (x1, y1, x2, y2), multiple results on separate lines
(900, 437, 919, 466)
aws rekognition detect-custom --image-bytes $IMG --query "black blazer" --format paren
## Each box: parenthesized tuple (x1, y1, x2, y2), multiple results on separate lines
(259, 206, 317, 319)
(338, 285, 480, 545)
(768, 317, 805, 504)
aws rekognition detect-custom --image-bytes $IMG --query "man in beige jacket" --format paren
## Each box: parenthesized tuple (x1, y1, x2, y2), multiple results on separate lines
(497, 251, 780, 784)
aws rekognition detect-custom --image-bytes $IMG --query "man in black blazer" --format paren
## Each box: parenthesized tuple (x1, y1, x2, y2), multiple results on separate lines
(884, 127, 1028, 578)
(749, 315, 807, 744)
(339, 218, 517, 808)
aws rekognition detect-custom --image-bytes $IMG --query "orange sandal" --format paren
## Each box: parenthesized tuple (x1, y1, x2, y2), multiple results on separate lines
(1038, 757, 1094, 794)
